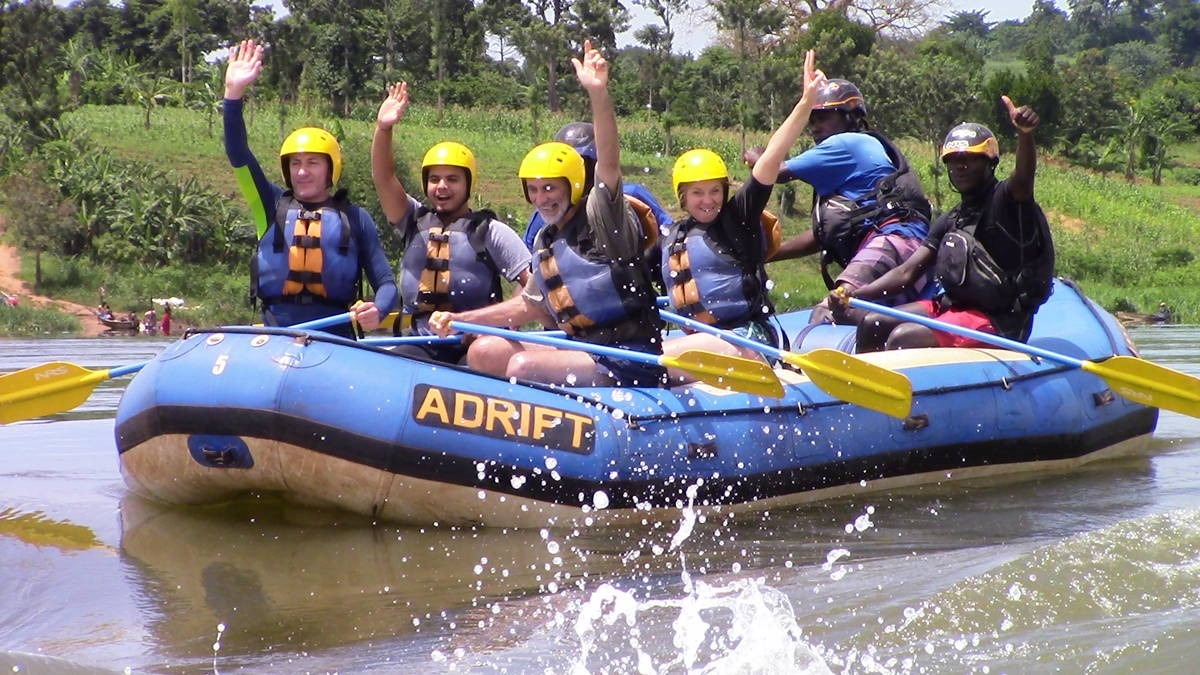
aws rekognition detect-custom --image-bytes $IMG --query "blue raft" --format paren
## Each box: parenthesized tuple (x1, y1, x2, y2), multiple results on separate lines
(115, 279, 1158, 527)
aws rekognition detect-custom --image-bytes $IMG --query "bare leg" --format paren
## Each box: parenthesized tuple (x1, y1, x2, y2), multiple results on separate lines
(465, 335, 527, 377)
(662, 332, 764, 385)
(885, 324, 939, 350)
(856, 301, 932, 352)
(507, 348, 607, 386)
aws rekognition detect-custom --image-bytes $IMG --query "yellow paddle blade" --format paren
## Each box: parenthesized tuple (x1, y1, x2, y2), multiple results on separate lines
(1081, 355, 1200, 418)
(0, 362, 110, 424)
(780, 348, 913, 419)
(666, 350, 785, 398)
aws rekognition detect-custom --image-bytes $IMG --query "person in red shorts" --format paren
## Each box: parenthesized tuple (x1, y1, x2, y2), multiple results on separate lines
(838, 95, 1055, 351)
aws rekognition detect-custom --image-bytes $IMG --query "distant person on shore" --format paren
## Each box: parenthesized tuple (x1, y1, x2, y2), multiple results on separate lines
(161, 304, 172, 336)
(222, 38, 397, 338)
(847, 96, 1055, 351)
(370, 81, 530, 363)
(1150, 302, 1175, 324)
(143, 307, 157, 335)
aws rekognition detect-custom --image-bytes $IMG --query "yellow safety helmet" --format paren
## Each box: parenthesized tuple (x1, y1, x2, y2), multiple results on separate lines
(279, 127, 343, 187)
(518, 141, 585, 205)
(672, 148, 729, 206)
(422, 141, 477, 193)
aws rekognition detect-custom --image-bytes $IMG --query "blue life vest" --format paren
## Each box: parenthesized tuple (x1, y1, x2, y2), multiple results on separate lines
(532, 218, 659, 344)
(253, 192, 360, 308)
(399, 208, 502, 335)
(811, 132, 932, 287)
(662, 221, 763, 327)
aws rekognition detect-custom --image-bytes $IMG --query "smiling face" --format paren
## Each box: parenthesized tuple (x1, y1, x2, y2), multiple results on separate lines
(425, 165, 470, 219)
(808, 109, 851, 144)
(286, 152, 333, 202)
(525, 177, 573, 227)
(943, 153, 994, 195)
(680, 179, 725, 224)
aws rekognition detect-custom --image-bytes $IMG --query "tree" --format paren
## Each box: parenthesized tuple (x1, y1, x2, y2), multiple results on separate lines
(0, 164, 78, 292)
(861, 40, 982, 209)
(1106, 100, 1151, 182)
(158, 0, 200, 92)
(773, 0, 950, 40)
(710, 0, 785, 148)
(1157, 0, 1200, 67)
(630, 0, 691, 141)
(0, 0, 70, 142)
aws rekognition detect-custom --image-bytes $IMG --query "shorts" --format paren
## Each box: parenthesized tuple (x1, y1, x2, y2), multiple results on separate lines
(726, 318, 781, 350)
(915, 299, 996, 348)
(593, 340, 668, 388)
(838, 233, 928, 304)
(388, 341, 469, 365)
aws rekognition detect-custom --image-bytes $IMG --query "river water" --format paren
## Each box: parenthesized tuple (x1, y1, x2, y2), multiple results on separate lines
(1, 326, 1198, 673)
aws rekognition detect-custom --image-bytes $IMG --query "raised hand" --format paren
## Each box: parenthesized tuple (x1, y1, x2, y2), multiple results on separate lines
(1002, 95, 1039, 133)
(377, 82, 410, 130)
(801, 49, 828, 102)
(571, 40, 609, 93)
(224, 39, 263, 100)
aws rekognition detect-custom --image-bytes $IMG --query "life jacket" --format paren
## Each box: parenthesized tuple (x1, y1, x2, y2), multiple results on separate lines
(624, 195, 660, 252)
(251, 190, 361, 308)
(812, 132, 931, 287)
(933, 188, 1055, 339)
(532, 213, 660, 345)
(398, 208, 503, 335)
(662, 213, 777, 327)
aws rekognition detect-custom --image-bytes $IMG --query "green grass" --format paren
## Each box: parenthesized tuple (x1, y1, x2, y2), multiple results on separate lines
(17, 104, 1200, 328)
(0, 301, 80, 336)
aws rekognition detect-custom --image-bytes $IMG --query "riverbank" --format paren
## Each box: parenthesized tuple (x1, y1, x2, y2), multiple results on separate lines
(0, 243, 106, 337)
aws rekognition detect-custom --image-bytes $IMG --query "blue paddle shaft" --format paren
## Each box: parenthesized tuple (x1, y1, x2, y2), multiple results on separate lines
(849, 298, 1086, 368)
(449, 321, 661, 367)
(660, 309, 784, 359)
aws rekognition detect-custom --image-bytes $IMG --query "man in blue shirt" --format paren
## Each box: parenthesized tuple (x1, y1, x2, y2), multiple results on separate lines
(744, 79, 931, 326)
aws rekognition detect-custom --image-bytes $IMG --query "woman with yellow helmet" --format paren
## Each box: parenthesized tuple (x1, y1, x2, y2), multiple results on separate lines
(223, 39, 397, 337)
(428, 40, 666, 388)
(370, 81, 531, 364)
(657, 50, 828, 385)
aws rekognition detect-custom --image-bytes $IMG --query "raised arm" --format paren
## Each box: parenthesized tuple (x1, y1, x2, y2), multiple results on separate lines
(573, 41, 620, 191)
(1002, 94, 1039, 202)
(371, 82, 415, 225)
(753, 50, 827, 186)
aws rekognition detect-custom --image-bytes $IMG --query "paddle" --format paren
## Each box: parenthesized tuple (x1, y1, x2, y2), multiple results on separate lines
(0, 311, 356, 424)
(447, 320, 785, 398)
(848, 297, 1200, 418)
(360, 330, 565, 348)
(658, 309, 912, 418)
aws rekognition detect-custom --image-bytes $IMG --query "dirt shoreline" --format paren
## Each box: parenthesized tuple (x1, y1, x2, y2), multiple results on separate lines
(0, 243, 108, 337)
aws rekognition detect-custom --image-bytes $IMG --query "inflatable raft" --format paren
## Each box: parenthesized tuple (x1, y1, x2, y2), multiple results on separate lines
(114, 279, 1158, 527)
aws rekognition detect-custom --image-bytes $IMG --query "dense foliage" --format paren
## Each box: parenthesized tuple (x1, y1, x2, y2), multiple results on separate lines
(0, 0, 1198, 330)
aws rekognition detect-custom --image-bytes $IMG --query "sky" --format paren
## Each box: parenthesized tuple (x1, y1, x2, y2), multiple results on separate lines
(52, 0, 1056, 60)
(619, 1, 1059, 56)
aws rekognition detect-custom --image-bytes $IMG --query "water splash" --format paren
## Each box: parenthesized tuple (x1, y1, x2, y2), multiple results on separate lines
(570, 578, 832, 674)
